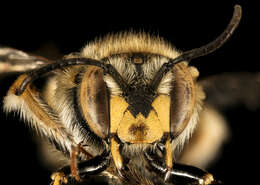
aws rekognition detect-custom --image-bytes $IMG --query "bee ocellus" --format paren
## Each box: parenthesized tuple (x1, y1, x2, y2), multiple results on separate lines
(1, 5, 242, 185)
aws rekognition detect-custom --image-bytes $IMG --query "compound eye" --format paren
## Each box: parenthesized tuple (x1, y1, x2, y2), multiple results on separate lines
(170, 65, 195, 138)
(80, 66, 110, 139)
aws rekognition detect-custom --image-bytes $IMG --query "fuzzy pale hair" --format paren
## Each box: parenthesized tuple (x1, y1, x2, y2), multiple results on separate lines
(81, 32, 181, 60)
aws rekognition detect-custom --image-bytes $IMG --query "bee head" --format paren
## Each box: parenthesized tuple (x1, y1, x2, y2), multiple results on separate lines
(15, 5, 241, 148)
(106, 53, 194, 145)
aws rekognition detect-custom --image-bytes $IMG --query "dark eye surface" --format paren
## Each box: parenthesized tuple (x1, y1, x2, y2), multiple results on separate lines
(80, 66, 110, 139)
(170, 65, 195, 137)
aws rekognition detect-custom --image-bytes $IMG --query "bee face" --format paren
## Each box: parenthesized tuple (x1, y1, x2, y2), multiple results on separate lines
(78, 48, 202, 181)
(100, 52, 197, 145)
(107, 54, 172, 144)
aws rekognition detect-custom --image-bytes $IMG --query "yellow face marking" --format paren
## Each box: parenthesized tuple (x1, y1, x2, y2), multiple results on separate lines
(110, 96, 129, 133)
(151, 95, 171, 132)
(117, 110, 163, 143)
(110, 95, 171, 144)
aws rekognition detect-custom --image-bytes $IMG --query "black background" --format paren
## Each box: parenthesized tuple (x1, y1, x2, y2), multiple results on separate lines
(0, 1, 258, 185)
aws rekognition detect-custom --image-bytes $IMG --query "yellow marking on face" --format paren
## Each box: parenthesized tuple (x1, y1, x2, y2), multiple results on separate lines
(110, 96, 129, 133)
(151, 95, 171, 132)
(110, 95, 171, 144)
(117, 110, 164, 143)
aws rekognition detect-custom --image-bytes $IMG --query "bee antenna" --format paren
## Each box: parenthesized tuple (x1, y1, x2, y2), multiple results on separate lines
(15, 58, 128, 95)
(151, 5, 242, 90)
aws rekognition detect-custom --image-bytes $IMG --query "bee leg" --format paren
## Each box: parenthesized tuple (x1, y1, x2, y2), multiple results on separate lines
(53, 149, 110, 184)
(168, 164, 219, 185)
(70, 145, 81, 182)
(144, 148, 219, 185)
(77, 149, 111, 177)
(77, 143, 93, 159)
(51, 172, 68, 185)
(69, 143, 96, 182)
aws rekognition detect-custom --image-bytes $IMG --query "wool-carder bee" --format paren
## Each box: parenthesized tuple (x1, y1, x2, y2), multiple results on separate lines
(0, 5, 242, 185)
